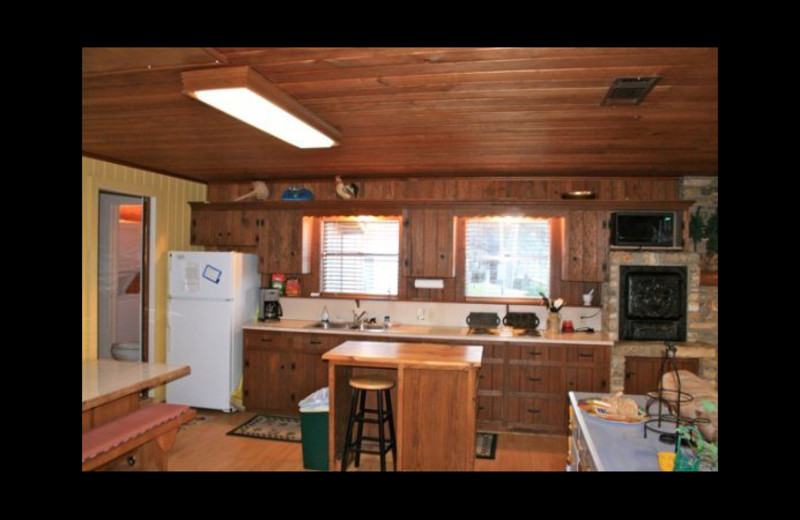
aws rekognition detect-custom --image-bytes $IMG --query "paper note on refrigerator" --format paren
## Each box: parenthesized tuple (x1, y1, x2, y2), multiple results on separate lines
(184, 262, 200, 292)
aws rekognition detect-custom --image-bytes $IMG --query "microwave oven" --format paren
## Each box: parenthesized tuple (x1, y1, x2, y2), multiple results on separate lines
(610, 211, 680, 248)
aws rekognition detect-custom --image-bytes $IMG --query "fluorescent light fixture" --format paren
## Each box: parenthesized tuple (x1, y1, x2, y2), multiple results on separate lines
(182, 67, 341, 149)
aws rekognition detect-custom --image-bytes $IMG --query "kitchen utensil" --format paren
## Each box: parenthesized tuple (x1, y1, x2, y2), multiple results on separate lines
(502, 312, 540, 329)
(466, 312, 500, 329)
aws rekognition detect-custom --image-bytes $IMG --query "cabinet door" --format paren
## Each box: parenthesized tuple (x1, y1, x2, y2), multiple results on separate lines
(290, 353, 329, 408)
(243, 350, 290, 412)
(190, 209, 214, 246)
(624, 356, 699, 395)
(230, 210, 258, 247)
(565, 345, 610, 393)
(477, 395, 503, 423)
(562, 210, 610, 282)
(259, 211, 307, 274)
(407, 208, 455, 278)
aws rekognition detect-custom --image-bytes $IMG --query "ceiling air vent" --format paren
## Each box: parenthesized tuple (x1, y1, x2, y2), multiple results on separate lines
(601, 76, 662, 105)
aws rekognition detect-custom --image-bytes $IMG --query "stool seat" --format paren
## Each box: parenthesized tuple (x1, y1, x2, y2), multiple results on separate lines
(349, 376, 395, 391)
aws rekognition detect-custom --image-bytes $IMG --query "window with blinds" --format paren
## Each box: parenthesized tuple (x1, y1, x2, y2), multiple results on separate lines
(321, 217, 401, 296)
(465, 217, 550, 299)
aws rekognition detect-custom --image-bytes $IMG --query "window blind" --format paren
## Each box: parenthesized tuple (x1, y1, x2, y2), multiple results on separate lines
(321, 219, 400, 295)
(465, 218, 550, 299)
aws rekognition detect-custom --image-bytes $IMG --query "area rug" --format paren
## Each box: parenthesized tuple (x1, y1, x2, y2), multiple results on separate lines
(476, 432, 498, 460)
(228, 414, 498, 459)
(227, 414, 301, 443)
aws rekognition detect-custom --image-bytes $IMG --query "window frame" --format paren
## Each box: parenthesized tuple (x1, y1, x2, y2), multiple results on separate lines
(317, 215, 403, 299)
(456, 216, 565, 305)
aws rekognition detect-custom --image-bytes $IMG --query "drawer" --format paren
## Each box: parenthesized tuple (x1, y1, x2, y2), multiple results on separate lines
(507, 364, 563, 394)
(292, 333, 334, 354)
(244, 330, 289, 351)
(506, 395, 567, 432)
(565, 345, 606, 366)
(506, 343, 564, 364)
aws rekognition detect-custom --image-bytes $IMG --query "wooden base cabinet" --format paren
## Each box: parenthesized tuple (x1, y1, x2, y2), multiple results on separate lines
(482, 342, 610, 434)
(243, 330, 611, 435)
(243, 330, 331, 414)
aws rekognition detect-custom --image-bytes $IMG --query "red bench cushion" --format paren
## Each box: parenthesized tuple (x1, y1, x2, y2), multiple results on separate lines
(82, 404, 190, 463)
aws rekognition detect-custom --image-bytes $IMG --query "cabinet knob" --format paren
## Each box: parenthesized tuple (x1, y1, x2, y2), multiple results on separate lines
(579, 352, 593, 358)
(527, 409, 541, 414)
(291, 363, 296, 370)
(127, 456, 137, 466)
(528, 351, 542, 356)
(440, 254, 446, 259)
(527, 377, 542, 382)
(600, 379, 607, 388)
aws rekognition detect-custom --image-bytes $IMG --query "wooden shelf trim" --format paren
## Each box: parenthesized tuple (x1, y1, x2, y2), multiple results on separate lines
(190, 199, 695, 213)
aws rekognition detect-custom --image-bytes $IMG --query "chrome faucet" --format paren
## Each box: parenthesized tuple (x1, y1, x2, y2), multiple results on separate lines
(352, 310, 367, 326)
(352, 299, 367, 327)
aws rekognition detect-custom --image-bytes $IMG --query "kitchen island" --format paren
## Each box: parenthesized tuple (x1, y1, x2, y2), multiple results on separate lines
(323, 340, 483, 471)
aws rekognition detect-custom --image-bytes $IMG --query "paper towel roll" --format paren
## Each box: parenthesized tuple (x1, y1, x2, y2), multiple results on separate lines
(413, 278, 445, 289)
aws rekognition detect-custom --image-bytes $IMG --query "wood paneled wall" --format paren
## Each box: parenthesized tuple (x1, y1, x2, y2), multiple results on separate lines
(82, 157, 207, 368)
(207, 176, 679, 204)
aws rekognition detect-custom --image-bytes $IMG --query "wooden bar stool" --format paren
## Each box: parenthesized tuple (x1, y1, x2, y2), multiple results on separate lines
(341, 376, 397, 472)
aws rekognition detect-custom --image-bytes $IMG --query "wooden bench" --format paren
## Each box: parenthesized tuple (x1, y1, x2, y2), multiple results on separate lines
(82, 403, 196, 471)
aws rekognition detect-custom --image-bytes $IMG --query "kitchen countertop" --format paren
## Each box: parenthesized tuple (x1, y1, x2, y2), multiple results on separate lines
(243, 319, 613, 345)
(323, 341, 483, 368)
(82, 360, 190, 412)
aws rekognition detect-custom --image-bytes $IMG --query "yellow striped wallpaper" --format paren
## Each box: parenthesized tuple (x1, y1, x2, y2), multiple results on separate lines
(82, 157, 207, 373)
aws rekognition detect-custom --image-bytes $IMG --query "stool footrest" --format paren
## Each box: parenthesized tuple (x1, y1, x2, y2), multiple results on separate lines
(355, 411, 389, 423)
(348, 439, 395, 456)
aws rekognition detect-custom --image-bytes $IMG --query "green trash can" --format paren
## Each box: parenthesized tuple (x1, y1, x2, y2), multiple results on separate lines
(299, 388, 329, 471)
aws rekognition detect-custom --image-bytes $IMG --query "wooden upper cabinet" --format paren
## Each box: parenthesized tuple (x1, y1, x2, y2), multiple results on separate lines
(561, 210, 611, 283)
(191, 208, 258, 248)
(256, 210, 311, 275)
(405, 208, 455, 278)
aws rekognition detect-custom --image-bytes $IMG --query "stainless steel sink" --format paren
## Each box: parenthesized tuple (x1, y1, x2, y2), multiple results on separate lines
(305, 321, 388, 332)
(354, 323, 388, 332)
(306, 321, 352, 330)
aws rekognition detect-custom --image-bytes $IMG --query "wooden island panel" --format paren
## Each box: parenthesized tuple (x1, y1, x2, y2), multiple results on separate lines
(323, 341, 482, 472)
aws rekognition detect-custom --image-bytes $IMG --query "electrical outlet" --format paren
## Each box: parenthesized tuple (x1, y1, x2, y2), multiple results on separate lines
(417, 308, 426, 321)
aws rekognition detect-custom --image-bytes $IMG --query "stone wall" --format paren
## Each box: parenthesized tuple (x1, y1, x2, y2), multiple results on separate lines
(600, 176, 719, 393)
(602, 249, 718, 392)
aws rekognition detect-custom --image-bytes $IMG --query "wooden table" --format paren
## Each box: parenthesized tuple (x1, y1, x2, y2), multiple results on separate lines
(82, 360, 190, 432)
(322, 341, 483, 471)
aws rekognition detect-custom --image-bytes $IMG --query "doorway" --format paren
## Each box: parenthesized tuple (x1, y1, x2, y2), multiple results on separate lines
(98, 192, 150, 362)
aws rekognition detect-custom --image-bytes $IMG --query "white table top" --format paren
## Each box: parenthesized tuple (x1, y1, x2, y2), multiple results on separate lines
(569, 391, 680, 471)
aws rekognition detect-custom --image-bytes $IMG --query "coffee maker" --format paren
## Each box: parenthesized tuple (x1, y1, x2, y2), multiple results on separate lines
(260, 288, 283, 321)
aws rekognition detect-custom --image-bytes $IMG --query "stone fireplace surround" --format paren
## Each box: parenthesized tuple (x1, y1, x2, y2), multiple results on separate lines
(602, 250, 718, 392)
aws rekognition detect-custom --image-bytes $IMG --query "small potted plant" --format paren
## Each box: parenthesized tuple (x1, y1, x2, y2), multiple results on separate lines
(688, 207, 718, 273)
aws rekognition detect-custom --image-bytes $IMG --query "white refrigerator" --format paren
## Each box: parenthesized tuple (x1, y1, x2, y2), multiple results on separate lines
(166, 251, 260, 411)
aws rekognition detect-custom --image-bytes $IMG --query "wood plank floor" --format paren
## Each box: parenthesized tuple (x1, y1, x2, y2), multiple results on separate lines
(168, 410, 567, 471)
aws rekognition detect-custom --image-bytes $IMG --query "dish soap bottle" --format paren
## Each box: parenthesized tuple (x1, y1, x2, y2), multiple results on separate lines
(321, 306, 329, 324)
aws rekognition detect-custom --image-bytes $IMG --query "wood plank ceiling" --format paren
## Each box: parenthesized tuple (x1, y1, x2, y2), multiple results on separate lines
(82, 47, 718, 183)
